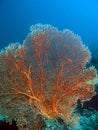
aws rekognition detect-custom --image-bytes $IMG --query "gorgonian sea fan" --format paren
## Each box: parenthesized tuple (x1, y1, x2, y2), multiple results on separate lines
(0, 24, 97, 129)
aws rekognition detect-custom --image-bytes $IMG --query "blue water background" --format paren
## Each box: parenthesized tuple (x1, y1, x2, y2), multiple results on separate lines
(0, 0, 98, 52)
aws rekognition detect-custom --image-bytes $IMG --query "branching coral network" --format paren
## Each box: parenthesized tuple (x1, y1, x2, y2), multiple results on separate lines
(0, 24, 97, 129)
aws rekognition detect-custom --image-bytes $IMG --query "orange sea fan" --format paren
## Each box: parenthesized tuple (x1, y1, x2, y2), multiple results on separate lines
(0, 24, 97, 129)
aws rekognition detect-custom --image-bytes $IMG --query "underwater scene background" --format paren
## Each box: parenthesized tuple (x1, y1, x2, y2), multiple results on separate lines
(0, 0, 98, 130)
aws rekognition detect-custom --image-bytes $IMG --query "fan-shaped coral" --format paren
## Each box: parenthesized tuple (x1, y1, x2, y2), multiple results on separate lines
(0, 24, 97, 129)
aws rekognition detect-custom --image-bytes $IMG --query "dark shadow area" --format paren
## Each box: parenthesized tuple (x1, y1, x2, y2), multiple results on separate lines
(83, 85, 98, 111)
(0, 120, 18, 130)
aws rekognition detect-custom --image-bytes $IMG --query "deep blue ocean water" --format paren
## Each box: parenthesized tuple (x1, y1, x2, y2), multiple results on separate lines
(0, 0, 98, 130)
(0, 0, 98, 51)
